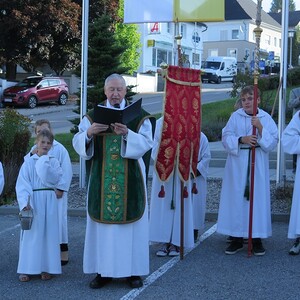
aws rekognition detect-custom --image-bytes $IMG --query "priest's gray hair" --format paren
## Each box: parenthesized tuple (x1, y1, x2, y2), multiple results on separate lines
(104, 74, 126, 88)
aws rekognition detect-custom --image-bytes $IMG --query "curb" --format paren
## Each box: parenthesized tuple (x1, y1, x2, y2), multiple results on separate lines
(0, 206, 290, 223)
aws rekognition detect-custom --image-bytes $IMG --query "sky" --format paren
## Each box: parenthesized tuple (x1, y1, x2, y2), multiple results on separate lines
(262, 0, 300, 12)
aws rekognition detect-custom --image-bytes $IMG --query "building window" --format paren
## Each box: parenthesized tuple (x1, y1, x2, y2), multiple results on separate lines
(208, 49, 218, 57)
(228, 49, 237, 57)
(265, 34, 271, 45)
(167, 22, 173, 34)
(152, 48, 172, 67)
(245, 49, 250, 62)
(232, 29, 239, 40)
(274, 37, 277, 47)
(180, 24, 187, 38)
(192, 53, 200, 65)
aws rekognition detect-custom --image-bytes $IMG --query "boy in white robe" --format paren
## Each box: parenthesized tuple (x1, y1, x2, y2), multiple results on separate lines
(16, 130, 63, 282)
(287, 87, 300, 173)
(25, 119, 73, 265)
(217, 85, 278, 256)
(282, 111, 300, 255)
(149, 118, 209, 255)
(192, 132, 211, 242)
(0, 162, 4, 195)
(72, 74, 154, 289)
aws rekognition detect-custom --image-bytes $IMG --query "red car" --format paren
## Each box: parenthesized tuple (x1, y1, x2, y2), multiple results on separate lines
(2, 76, 69, 108)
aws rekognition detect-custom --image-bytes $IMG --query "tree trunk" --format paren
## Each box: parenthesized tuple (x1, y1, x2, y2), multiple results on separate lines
(5, 62, 17, 80)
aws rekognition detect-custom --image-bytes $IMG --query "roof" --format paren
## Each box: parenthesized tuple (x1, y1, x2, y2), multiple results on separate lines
(269, 10, 300, 27)
(225, 0, 281, 28)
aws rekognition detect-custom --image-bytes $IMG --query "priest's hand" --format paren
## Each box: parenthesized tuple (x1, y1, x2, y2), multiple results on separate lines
(87, 122, 109, 138)
(110, 123, 128, 136)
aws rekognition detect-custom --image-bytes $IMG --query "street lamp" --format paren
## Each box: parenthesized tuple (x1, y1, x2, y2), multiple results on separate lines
(288, 29, 295, 68)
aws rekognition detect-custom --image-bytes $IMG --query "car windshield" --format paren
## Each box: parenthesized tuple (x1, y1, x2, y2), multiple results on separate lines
(16, 78, 42, 88)
(202, 61, 221, 69)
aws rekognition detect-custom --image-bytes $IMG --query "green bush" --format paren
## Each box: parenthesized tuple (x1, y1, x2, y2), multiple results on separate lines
(287, 67, 300, 86)
(0, 109, 31, 204)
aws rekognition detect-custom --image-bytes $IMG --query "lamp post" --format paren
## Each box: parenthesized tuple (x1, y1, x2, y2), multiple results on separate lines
(288, 29, 295, 68)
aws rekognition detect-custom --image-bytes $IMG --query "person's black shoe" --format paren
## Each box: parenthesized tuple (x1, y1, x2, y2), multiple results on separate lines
(89, 274, 112, 289)
(194, 229, 199, 243)
(127, 276, 143, 288)
(252, 238, 266, 256)
(225, 237, 243, 254)
(60, 243, 69, 266)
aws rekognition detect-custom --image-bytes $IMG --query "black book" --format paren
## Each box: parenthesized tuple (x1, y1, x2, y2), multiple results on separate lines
(94, 98, 142, 125)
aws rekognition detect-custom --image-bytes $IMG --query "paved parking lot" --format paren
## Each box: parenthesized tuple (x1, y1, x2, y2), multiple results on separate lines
(0, 214, 299, 300)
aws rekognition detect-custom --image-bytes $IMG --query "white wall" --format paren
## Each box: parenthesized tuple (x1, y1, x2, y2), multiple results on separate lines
(123, 73, 158, 93)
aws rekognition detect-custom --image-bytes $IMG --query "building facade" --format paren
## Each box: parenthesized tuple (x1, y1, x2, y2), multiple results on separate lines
(137, 0, 282, 74)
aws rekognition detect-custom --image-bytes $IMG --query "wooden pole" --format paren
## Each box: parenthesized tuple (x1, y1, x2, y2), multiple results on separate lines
(180, 180, 184, 260)
(175, 25, 185, 260)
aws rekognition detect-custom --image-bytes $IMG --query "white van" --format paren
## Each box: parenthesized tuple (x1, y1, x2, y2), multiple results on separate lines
(201, 56, 237, 84)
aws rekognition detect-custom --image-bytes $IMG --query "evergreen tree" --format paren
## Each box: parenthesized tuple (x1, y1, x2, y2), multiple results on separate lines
(115, 0, 141, 75)
(86, 15, 129, 107)
(270, 0, 296, 12)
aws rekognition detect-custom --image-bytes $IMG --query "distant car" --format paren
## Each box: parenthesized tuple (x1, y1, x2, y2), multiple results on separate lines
(2, 76, 69, 108)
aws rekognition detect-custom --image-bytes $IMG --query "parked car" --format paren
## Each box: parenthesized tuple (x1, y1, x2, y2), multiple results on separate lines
(2, 76, 69, 108)
(201, 56, 237, 84)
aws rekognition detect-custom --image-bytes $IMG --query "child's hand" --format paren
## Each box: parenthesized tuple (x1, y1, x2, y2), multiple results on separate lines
(22, 204, 32, 211)
(251, 116, 263, 134)
(55, 189, 63, 199)
(242, 135, 257, 147)
(31, 147, 38, 155)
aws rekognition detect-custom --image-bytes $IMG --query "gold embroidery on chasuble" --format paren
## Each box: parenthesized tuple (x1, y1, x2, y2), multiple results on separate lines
(101, 135, 127, 222)
(155, 65, 201, 182)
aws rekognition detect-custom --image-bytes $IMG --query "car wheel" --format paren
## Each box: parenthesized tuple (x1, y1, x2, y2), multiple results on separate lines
(58, 93, 68, 105)
(216, 77, 221, 84)
(28, 96, 37, 108)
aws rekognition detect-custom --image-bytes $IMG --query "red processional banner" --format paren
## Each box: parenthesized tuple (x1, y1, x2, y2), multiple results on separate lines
(155, 65, 201, 182)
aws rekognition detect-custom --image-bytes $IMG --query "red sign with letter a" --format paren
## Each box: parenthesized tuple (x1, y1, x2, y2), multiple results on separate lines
(149, 22, 160, 34)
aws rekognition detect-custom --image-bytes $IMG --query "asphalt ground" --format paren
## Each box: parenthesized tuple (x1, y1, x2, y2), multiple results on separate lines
(1, 214, 299, 300)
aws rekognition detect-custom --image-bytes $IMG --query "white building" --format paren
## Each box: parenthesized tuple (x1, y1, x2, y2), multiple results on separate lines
(137, 22, 206, 73)
(136, 0, 282, 74)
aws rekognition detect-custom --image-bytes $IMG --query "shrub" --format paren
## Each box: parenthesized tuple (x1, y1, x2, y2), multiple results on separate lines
(0, 109, 31, 204)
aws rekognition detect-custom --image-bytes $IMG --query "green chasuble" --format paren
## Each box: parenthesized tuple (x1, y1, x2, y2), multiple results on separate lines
(86, 104, 155, 224)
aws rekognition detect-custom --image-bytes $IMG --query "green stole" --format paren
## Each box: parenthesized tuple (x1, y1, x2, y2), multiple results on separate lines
(86, 104, 155, 224)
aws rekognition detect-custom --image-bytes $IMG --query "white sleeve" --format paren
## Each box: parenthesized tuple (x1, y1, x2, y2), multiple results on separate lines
(35, 155, 63, 187)
(72, 116, 94, 159)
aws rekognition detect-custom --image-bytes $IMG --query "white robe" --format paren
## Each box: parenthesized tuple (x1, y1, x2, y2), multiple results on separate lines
(149, 118, 206, 249)
(16, 155, 63, 275)
(72, 104, 153, 277)
(0, 162, 4, 195)
(192, 132, 211, 231)
(282, 112, 300, 239)
(26, 140, 73, 244)
(217, 108, 278, 238)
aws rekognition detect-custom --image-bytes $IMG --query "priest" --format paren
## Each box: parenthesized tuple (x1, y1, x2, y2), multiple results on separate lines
(72, 74, 154, 289)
